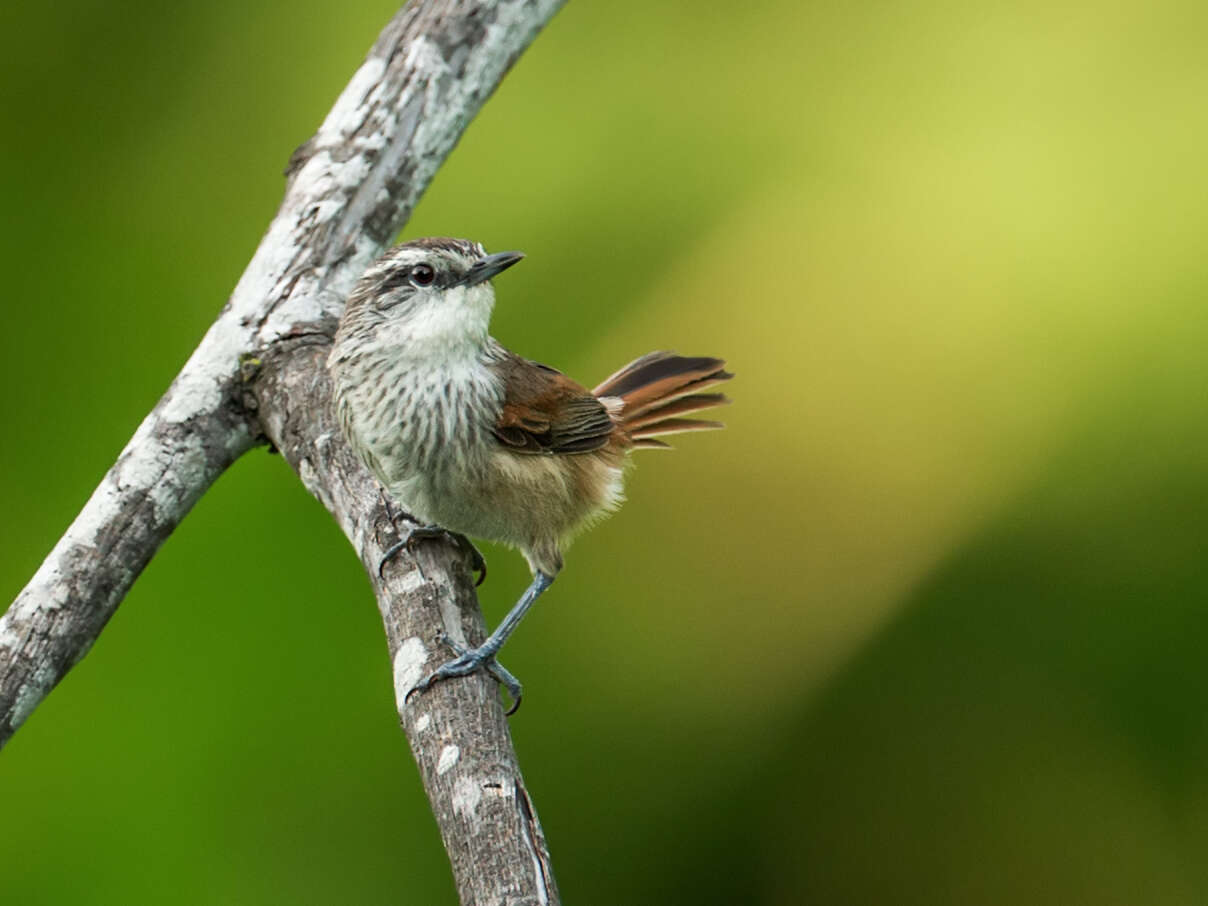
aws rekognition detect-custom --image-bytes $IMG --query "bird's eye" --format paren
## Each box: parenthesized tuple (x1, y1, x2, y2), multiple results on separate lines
(410, 264, 436, 286)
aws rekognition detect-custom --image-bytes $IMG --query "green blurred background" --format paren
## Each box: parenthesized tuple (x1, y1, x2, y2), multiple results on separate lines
(3, 0, 1208, 902)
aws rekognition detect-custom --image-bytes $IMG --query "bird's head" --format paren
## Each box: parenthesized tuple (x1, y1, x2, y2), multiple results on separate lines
(336, 237, 524, 359)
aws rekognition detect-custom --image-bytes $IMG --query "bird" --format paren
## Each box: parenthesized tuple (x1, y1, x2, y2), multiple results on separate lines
(328, 237, 731, 712)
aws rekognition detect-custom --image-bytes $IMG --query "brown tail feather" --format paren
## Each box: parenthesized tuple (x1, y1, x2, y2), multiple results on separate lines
(624, 393, 731, 432)
(594, 352, 733, 449)
(622, 372, 733, 420)
(630, 417, 726, 438)
(594, 351, 698, 395)
(594, 351, 726, 398)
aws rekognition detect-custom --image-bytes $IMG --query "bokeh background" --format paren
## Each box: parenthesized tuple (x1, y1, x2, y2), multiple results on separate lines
(3, 0, 1208, 902)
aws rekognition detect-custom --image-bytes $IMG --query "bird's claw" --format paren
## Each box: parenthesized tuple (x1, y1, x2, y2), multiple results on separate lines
(405, 634, 523, 715)
(378, 523, 486, 586)
(457, 537, 488, 587)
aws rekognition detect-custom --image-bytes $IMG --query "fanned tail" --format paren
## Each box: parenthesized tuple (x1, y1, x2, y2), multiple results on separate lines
(593, 352, 733, 449)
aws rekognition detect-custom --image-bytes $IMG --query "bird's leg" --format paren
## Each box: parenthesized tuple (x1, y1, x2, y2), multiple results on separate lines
(406, 571, 555, 715)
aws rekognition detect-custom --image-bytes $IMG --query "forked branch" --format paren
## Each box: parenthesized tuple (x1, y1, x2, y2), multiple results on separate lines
(0, 2, 565, 903)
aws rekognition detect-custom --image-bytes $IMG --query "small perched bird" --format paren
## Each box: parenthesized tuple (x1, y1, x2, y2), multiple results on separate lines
(328, 237, 731, 711)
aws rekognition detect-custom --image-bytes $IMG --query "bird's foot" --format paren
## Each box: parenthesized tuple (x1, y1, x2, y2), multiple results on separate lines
(405, 633, 523, 715)
(378, 524, 486, 586)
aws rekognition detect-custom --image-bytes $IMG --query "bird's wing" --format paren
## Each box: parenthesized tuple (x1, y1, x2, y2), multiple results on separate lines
(489, 355, 615, 455)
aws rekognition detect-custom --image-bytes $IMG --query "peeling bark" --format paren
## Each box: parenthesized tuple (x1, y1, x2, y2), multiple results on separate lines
(1, 1, 565, 903)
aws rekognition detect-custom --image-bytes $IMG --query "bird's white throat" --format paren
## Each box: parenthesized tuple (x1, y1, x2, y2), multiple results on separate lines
(374, 283, 494, 363)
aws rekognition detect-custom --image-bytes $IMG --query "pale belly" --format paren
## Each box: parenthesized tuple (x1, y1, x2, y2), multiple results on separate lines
(386, 448, 626, 573)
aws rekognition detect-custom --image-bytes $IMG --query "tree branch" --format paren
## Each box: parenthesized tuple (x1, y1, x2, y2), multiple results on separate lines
(254, 335, 559, 904)
(2, 1, 565, 902)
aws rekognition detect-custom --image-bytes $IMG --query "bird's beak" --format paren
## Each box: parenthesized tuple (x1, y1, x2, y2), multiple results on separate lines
(461, 250, 525, 287)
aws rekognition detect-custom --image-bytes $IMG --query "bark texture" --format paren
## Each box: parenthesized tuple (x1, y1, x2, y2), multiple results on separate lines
(1, 1, 565, 903)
